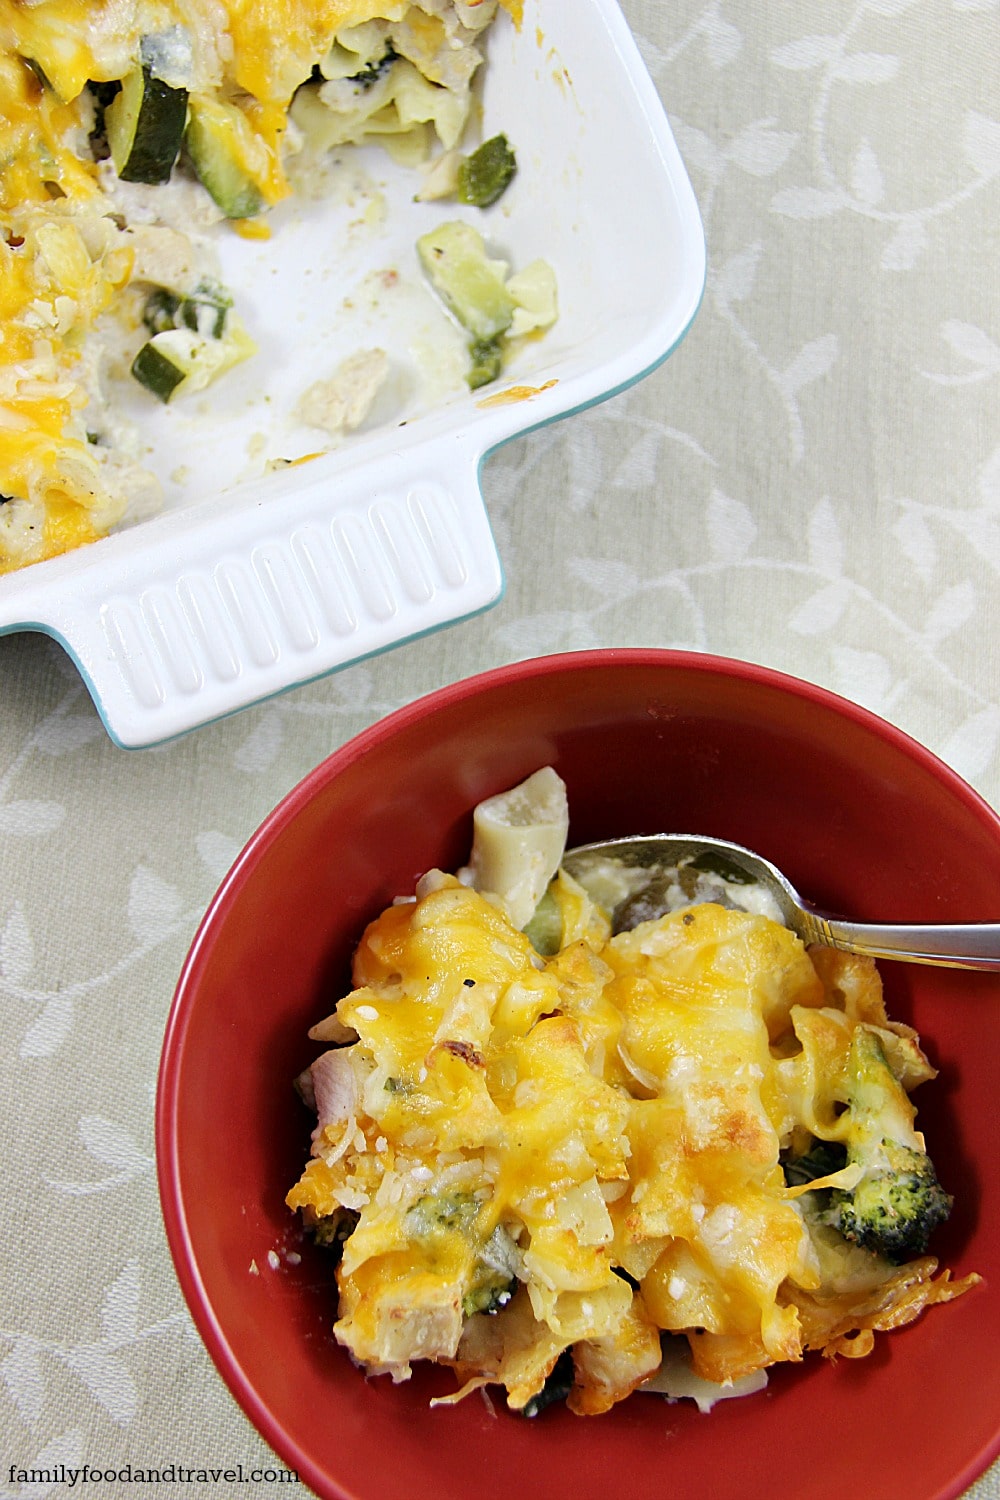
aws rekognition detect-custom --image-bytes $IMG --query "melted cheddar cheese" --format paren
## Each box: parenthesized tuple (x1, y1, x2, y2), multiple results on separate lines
(287, 871, 976, 1412)
(0, 0, 515, 572)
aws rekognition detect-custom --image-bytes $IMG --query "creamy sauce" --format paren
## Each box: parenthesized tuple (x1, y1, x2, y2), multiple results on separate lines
(567, 852, 785, 932)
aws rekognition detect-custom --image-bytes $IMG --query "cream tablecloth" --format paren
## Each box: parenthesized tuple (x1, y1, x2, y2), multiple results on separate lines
(1, 1, 998, 1496)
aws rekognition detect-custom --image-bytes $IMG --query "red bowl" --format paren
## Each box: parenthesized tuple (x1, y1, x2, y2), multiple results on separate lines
(158, 649, 1000, 1500)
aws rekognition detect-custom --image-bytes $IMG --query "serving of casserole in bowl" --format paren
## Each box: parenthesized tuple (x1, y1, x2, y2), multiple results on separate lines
(0, 0, 705, 747)
(158, 649, 1000, 1500)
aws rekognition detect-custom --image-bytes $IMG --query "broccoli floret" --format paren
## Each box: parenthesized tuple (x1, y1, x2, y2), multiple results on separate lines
(824, 1026, 951, 1263)
(348, 45, 396, 91)
(462, 1222, 520, 1316)
(519, 1349, 574, 1417)
(406, 1191, 479, 1237)
(309, 1207, 359, 1262)
(781, 1138, 847, 1188)
(462, 1274, 515, 1317)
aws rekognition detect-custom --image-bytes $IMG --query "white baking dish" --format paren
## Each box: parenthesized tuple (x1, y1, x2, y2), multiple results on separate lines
(0, 0, 705, 748)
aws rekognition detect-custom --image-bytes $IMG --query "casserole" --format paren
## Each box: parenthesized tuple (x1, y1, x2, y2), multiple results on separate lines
(158, 651, 1000, 1500)
(0, 0, 705, 747)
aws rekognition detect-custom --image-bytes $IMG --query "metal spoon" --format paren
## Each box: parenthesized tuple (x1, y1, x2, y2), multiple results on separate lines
(561, 834, 1000, 971)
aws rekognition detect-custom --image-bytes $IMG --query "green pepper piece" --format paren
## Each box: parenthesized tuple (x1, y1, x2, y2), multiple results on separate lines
(467, 336, 503, 389)
(142, 287, 181, 335)
(523, 882, 562, 954)
(180, 280, 232, 338)
(458, 133, 517, 208)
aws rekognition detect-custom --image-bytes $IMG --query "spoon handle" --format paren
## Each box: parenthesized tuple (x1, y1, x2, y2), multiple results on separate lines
(802, 914, 1000, 970)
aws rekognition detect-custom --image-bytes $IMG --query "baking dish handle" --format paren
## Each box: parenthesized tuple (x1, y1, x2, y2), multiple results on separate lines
(25, 441, 503, 748)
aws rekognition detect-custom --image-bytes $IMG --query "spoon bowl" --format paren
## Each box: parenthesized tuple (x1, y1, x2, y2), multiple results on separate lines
(563, 833, 1000, 970)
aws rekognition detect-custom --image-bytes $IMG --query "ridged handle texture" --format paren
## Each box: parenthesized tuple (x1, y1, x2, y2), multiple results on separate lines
(37, 448, 502, 747)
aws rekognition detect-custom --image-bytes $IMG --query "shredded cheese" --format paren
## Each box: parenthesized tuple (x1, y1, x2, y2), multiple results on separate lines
(288, 864, 978, 1412)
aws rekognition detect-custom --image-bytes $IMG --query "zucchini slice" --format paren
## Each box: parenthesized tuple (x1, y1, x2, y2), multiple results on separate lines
(184, 98, 265, 219)
(130, 341, 187, 402)
(416, 221, 514, 343)
(130, 316, 256, 403)
(105, 65, 188, 184)
(142, 280, 233, 340)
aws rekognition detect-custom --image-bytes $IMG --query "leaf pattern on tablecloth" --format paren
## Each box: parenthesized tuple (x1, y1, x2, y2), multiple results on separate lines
(942, 707, 1000, 782)
(0, 1431, 84, 1499)
(922, 321, 1000, 383)
(127, 867, 184, 947)
(0, 1262, 187, 1438)
(0, 802, 65, 837)
(195, 829, 244, 880)
(881, 215, 928, 269)
(2, 1340, 46, 1425)
(706, 489, 757, 562)
(233, 705, 287, 773)
(44, 1117, 155, 1196)
(20, 996, 74, 1059)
